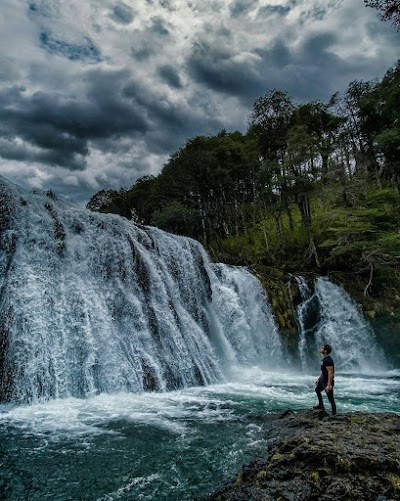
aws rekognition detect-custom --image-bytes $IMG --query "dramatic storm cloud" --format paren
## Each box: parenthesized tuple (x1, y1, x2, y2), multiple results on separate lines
(0, 0, 398, 203)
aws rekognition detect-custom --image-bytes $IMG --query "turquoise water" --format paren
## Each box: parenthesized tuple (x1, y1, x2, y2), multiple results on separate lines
(1, 368, 399, 501)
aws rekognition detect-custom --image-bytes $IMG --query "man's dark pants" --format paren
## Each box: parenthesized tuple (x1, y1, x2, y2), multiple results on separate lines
(315, 380, 337, 415)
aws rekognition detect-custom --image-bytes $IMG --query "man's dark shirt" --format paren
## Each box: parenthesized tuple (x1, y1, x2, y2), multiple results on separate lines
(321, 355, 334, 386)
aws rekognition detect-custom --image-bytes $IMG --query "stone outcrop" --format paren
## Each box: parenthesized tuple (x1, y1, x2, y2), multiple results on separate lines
(208, 410, 400, 500)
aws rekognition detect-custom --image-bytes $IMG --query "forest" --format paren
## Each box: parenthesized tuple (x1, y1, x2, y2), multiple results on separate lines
(87, 61, 400, 300)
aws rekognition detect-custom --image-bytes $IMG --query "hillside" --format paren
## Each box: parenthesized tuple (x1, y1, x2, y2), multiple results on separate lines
(87, 62, 400, 324)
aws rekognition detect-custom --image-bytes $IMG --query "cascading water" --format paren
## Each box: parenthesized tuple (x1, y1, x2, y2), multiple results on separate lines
(295, 276, 319, 371)
(1, 178, 398, 501)
(314, 278, 387, 372)
(210, 264, 283, 369)
(0, 177, 283, 403)
(295, 276, 387, 373)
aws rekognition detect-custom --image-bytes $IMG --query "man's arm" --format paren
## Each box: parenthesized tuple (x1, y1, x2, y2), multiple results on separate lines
(325, 366, 334, 391)
(315, 371, 322, 385)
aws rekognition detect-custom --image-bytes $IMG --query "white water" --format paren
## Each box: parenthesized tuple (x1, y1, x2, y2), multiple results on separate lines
(1, 367, 398, 501)
(0, 177, 282, 403)
(0, 176, 399, 500)
(315, 278, 387, 371)
(296, 276, 388, 373)
(295, 276, 315, 371)
(1, 369, 399, 441)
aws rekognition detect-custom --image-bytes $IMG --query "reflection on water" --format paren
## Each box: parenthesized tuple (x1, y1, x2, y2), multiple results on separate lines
(1, 369, 399, 501)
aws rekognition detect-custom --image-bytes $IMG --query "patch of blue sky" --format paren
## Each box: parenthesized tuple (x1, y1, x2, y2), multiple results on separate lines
(40, 32, 102, 63)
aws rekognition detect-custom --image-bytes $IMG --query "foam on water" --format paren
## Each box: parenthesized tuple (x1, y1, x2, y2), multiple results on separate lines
(1, 369, 398, 500)
(95, 474, 162, 501)
(1, 369, 399, 442)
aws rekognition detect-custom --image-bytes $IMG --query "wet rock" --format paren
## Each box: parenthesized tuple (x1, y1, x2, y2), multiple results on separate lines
(208, 410, 400, 501)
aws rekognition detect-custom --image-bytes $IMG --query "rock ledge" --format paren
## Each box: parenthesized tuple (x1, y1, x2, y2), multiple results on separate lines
(208, 410, 400, 500)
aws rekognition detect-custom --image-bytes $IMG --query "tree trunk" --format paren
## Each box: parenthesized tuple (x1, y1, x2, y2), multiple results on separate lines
(321, 151, 329, 183)
(285, 202, 294, 231)
(297, 194, 312, 229)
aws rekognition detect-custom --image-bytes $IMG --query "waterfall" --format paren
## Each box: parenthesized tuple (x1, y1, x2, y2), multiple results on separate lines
(211, 264, 282, 369)
(295, 276, 319, 371)
(0, 177, 283, 403)
(296, 276, 387, 373)
(0, 175, 389, 404)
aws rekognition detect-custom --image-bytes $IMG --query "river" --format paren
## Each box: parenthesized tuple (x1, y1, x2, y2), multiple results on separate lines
(1, 367, 399, 500)
(1, 177, 399, 500)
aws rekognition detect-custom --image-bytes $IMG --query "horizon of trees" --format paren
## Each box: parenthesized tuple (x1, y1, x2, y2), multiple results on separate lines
(87, 61, 400, 293)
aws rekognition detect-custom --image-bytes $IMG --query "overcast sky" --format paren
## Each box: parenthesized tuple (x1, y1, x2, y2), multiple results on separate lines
(0, 0, 398, 204)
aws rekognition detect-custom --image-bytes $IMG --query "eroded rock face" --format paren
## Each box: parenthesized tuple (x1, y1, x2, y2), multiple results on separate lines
(209, 410, 400, 500)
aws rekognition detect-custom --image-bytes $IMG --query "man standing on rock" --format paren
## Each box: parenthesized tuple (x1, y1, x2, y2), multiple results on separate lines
(314, 344, 337, 415)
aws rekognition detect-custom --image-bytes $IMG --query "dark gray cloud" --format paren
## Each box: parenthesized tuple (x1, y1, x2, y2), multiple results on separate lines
(0, 65, 219, 176)
(0, 0, 399, 203)
(257, 5, 292, 17)
(110, 2, 135, 24)
(188, 23, 400, 106)
(121, 79, 223, 153)
(157, 65, 183, 88)
(159, 0, 175, 12)
(0, 70, 151, 169)
(251, 30, 387, 102)
(187, 42, 262, 97)
(0, 137, 86, 170)
(40, 32, 102, 62)
(28, 1, 53, 17)
(131, 46, 155, 61)
(229, 0, 254, 17)
(150, 17, 170, 36)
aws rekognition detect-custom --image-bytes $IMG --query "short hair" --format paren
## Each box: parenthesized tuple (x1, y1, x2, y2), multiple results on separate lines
(322, 344, 332, 354)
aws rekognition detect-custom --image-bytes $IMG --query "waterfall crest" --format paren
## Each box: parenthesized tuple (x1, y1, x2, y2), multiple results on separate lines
(0, 177, 282, 403)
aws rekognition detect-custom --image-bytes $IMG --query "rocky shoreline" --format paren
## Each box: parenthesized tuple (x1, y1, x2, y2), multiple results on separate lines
(208, 410, 400, 500)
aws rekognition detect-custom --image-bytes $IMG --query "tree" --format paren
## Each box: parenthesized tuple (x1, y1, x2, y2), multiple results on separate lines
(364, 1, 400, 29)
(284, 125, 321, 266)
(151, 202, 201, 238)
(157, 131, 261, 244)
(372, 63, 400, 186)
(249, 90, 295, 162)
(294, 102, 343, 183)
(125, 176, 161, 222)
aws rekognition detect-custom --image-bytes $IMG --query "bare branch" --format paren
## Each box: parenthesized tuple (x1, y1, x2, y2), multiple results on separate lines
(364, 0, 400, 29)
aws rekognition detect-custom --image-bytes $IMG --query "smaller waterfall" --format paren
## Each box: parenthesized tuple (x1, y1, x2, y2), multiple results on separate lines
(295, 277, 319, 371)
(314, 278, 387, 372)
(296, 276, 387, 373)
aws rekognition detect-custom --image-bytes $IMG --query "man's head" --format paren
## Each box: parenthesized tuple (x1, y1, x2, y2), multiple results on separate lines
(320, 344, 332, 355)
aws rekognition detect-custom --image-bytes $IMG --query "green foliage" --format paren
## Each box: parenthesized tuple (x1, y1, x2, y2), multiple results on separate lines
(86, 62, 400, 296)
(151, 202, 201, 238)
(364, 1, 400, 29)
(376, 127, 400, 161)
(250, 90, 294, 161)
